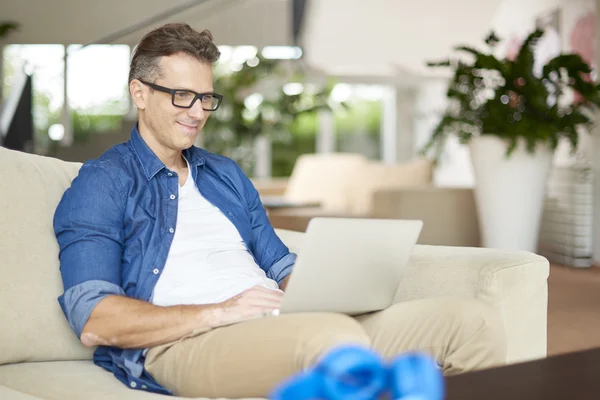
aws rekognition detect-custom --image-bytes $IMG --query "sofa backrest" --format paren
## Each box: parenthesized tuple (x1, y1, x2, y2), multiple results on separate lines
(0, 147, 93, 365)
(345, 158, 434, 215)
(0, 147, 309, 366)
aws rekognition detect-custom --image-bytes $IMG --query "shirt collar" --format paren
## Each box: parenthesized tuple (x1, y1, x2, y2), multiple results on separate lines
(129, 123, 206, 181)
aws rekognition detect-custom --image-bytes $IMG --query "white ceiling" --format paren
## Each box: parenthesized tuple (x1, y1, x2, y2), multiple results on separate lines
(301, 0, 505, 80)
(0, 0, 506, 81)
(0, 0, 293, 47)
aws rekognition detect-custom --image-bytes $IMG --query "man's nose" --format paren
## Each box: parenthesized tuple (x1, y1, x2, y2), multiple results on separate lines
(188, 98, 206, 120)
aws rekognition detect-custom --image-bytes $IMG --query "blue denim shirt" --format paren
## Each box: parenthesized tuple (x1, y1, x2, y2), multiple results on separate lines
(53, 124, 296, 395)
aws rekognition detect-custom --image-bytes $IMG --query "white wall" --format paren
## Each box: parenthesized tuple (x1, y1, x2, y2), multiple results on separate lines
(413, 80, 476, 187)
(593, 0, 600, 266)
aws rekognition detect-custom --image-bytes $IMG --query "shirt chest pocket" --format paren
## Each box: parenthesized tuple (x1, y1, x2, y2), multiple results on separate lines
(122, 187, 165, 250)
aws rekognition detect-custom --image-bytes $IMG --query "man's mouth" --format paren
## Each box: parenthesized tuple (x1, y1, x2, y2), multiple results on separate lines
(177, 121, 200, 136)
(177, 121, 199, 130)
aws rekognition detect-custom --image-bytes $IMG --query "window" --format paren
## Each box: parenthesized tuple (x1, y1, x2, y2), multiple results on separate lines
(2, 44, 131, 153)
(2, 44, 65, 153)
(332, 84, 385, 159)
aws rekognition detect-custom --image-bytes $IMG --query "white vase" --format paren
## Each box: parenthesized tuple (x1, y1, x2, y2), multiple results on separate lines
(469, 135, 553, 253)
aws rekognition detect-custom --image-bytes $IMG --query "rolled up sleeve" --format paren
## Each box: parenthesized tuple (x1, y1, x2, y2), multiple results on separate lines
(59, 280, 125, 338)
(54, 163, 126, 338)
(265, 252, 297, 285)
(236, 163, 297, 285)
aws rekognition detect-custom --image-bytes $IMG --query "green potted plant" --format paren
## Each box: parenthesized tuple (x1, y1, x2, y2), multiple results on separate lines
(421, 29, 600, 252)
(203, 53, 336, 177)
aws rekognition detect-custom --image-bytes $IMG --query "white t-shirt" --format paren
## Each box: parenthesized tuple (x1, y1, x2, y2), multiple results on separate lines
(151, 159, 279, 307)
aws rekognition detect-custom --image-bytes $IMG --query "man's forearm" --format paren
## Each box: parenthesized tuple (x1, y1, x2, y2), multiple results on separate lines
(81, 295, 219, 349)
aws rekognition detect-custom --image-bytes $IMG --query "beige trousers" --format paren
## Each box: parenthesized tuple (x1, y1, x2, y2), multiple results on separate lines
(145, 297, 507, 398)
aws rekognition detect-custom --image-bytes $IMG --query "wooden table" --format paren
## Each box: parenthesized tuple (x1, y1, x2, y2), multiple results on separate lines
(445, 347, 600, 399)
(266, 207, 368, 233)
(261, 199, 321, 212)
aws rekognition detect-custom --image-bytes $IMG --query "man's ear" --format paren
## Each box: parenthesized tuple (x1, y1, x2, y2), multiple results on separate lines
(130, 80, 146, 111)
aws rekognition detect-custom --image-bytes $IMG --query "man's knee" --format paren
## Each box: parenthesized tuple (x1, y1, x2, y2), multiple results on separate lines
(293, 313, 371, 369)
(444, 298, 508, 369)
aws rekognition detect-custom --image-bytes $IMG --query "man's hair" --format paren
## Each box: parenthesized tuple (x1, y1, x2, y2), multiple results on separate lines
(128, 23, 220, 84)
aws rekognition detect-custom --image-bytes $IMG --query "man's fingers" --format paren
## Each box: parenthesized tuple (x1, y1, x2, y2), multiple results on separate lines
(247, 305, 281, 317)
(241, 286, 283, 303)
(243, 295, 282, 309)
(248, 285, 284, 295)
(239, 290, 282, 309)
(226, 309, 279, 326)
(226, 285, 283, 314)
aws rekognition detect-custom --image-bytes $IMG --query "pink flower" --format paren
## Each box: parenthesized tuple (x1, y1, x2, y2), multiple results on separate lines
(570, 11, 595, 103)
(570, 11, 595, 65)
(505, 35, 522, 61)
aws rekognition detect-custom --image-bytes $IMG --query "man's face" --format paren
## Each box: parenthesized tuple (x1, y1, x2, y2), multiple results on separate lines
(134, 52, 214, 152)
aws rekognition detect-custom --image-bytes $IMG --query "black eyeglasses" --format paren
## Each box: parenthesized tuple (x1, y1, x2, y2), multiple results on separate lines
(139, 79, 223, 111)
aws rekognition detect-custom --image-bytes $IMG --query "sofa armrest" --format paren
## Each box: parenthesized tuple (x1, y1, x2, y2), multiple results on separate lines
(371, 186, 480, 247)
(396, 245, 549, 364)
(274, 228, 306, 254)
(274, 228, 549, 364)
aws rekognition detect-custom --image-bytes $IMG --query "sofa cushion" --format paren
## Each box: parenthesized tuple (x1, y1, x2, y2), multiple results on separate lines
(0, 147, 92, 365)
(0, 361, 246, 400)
(0, 385, 43, 400)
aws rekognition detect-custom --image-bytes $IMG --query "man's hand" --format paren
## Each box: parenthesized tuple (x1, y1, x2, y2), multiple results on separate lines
(213, 285, 283, 328)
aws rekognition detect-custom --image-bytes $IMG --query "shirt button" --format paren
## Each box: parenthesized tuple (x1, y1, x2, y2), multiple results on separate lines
(130, 381, 137, 388)
(142, 385, 148, 390)
(169, 228, 175, 233)
(168, 172, 173, 177)
(153, 268, 159, 275)
(170, 194, 176, 200)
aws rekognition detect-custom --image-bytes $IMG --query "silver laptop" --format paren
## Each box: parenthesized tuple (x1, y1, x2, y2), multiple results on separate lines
(280, 217, 423, 316)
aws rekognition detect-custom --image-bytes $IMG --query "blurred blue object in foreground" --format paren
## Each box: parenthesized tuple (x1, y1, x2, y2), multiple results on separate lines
(270, 345, 444, 400)
(389, 352, 445, 400)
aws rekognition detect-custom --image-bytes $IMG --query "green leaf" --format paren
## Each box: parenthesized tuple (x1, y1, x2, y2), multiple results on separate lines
(542, 54, 592, 78)
(426, 59, 451, 67)
(505, 138, 518, 157)
(0, 21, 19, 38)
(455, 46, 506, 72)
(484, 31, 502, 47)
(420, 114, 478, 161)
(514, 29, 544, 77)
(564, 110, 592, 126)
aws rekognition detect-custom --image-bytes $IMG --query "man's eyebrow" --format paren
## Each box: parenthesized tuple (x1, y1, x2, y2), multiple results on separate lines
(173, 86, 215, 93)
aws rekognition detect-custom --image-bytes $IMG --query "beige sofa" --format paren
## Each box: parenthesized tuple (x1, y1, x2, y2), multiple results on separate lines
(254, 153, 480, 247)
(0, 146, 549, 399)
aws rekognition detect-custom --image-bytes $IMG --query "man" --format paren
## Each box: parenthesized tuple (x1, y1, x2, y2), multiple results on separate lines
(54, 23, 506, 398)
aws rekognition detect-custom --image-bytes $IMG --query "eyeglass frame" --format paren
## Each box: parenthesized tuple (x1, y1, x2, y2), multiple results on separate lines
(138, 79, 223, 111)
